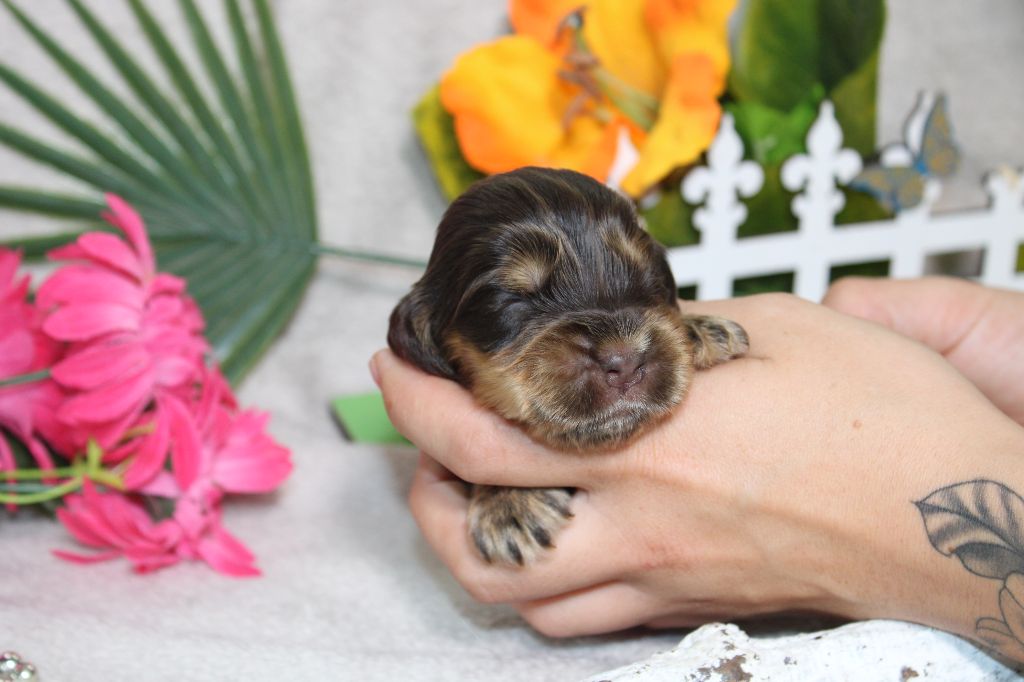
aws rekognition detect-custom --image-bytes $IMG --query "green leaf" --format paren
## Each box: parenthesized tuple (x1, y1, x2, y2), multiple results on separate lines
(640, 187, 697, 247)
(0, 0, 318, 385)
(817, 0, 885, 91)
(729, 0, 885, 155)
(0, 187, 104, 220)
(412, 84, 484, 201)
(727, 87, 822, 166)
(738, 162, 798, 237)
(730, 0, 818, 111)
(730, 0, 884, 108)
(829, 48, 879, 155)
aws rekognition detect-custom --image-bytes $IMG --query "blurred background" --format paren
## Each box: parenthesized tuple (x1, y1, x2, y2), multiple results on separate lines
(1, 0, 1022, 258)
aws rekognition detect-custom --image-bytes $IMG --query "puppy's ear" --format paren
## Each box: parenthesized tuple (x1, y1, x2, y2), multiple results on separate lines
(387, 287, 455, 380)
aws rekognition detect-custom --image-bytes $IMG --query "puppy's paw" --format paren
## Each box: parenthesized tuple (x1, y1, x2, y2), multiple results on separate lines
(683, 314, 749, 369)
(468, 485, 573, 566)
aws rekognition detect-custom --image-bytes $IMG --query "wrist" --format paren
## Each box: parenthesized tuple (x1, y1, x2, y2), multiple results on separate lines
(823, 419, 1024, 652)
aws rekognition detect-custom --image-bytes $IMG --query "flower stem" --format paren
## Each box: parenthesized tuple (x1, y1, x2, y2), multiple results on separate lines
(0, 441, 124, 505)
(0, 477, 82, 505)
(310, 242, 427, 269)
(3, 466, 78, 480)
(0, 369, 51, 388)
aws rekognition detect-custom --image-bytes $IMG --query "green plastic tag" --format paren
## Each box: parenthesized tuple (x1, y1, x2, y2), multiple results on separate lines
(331, 392, 410, 445)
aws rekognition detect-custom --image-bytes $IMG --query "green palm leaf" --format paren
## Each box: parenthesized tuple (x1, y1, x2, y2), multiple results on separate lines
(0, 0, 350, 383)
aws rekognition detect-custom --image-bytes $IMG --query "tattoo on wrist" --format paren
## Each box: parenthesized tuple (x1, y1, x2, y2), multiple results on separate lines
(916, 479, 1024, 662)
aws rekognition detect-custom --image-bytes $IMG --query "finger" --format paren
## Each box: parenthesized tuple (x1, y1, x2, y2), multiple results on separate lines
(514, 581, 668, 638)
(518, 582, 765, 637)
(372, 349, 596, 488)
(822, 276, 994, 356)
(408, 468, 633, 604)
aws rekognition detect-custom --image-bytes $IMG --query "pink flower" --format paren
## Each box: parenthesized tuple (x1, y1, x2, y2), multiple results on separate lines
(54, 481, 183, 573)
(170, 479, 261, 577)
(54, 480, 260, 577)
(0, 249, 67, 473)
(53, 363, 289, 576)
(36, 194, 208, 454)
(141, 365, 292, 497)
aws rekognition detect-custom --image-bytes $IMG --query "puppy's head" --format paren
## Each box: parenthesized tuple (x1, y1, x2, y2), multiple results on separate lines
(389, 167, 691, 448)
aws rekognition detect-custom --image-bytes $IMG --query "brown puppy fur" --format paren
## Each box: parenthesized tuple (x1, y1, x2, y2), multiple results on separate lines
(389, 167, 747, 565)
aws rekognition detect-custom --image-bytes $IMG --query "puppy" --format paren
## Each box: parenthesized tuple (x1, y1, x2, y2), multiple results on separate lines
(389, 167, 748, 566)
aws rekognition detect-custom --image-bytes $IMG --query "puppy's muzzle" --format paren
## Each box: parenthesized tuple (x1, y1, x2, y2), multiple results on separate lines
(506, 306, 689, 448)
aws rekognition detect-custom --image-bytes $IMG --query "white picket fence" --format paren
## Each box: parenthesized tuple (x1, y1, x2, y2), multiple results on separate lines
(667, 99, 1024, 301)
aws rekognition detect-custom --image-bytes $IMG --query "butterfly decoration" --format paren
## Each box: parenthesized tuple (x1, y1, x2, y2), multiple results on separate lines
(850, 94, 960, 213)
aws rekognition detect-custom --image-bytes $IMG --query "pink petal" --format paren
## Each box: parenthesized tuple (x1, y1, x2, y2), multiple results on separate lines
(153, 356, 200, 388)
(125, 550, 181, 573)
(0, 437, 13, 471)
(145, 295, 185, 323)
(69, 406, 143, 451)
(0, 437, 15, 512)
(0, 328, 34, 377)
(26, 436, 56, 471)
(173, 482, 222, 540)
(215, 458, 292, 494)
(57, 367, 153, 424)
(151, 273, 186, 296)
(98, 493, 162, 543)
(77, 232, 144, 281)
(193, 368, 227, 432)
(48, 242, 89, 262)
(122, 413, 171, 490)
(52, 549, 122, 564)
(103, 194, 153, 274)
(210, 366, 238, 410)
(164, 394, 205, 490)
(196, 526, 260, 577)
(75, 483, 142, 545)
(212, 418, 292, 493)
(136, 470, 180, 498)
(57, 498, 122, 549)
(52, 342, 149, 390)
(0, 248, 21, 287)
(0, 389, 36, 438)
(44, 302, 140, 341)
(36, 265, 144, 311)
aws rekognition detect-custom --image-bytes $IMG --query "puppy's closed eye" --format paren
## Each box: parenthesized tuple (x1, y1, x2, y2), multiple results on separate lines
(389, 167, 748, 566)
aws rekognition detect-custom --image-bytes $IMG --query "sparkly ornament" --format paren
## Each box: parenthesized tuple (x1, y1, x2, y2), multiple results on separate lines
(0, 653, 38, 682)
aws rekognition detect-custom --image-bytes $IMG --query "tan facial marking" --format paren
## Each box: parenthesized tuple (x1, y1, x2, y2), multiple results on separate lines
(499, 253, 551, 294)
(444, 333, 531, 422)
(604, 227, 649, 269)
(497, 226, 562, 294)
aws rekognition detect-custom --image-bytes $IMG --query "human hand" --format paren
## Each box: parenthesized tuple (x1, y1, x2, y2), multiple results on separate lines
(825, 276, 1024, 425)
(371, 293, 1024, 646)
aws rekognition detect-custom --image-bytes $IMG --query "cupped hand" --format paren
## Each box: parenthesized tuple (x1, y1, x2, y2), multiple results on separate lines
(372, 293, 1024, 640)
(825, 276, 1024, 424)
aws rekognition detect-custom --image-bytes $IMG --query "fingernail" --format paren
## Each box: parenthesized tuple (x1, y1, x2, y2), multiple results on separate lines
(369, 352, 382, 387)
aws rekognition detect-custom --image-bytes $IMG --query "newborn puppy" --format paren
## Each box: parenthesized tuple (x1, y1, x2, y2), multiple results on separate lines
(389, 167, 747, 566)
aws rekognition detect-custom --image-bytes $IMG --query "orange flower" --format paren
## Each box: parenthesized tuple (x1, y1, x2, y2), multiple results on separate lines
(439, 36, 620, 180)
(439, 0, 736, 197)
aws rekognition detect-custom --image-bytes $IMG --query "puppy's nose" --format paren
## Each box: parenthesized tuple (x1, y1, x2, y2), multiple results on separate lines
(598, 344, 645, 391)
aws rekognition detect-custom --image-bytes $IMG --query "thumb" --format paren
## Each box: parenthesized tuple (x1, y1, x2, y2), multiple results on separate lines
(825, 276, 1024, 426)
(822, 276, 993, 357)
